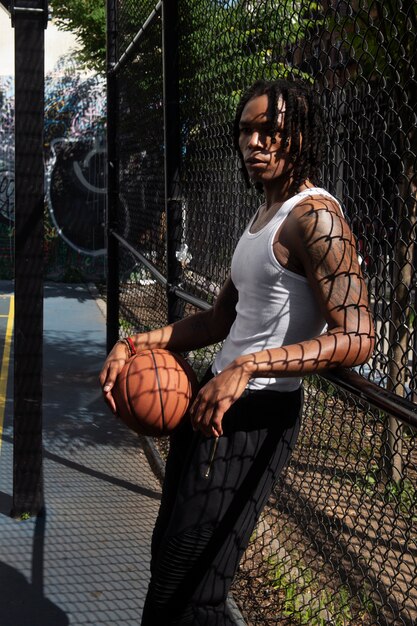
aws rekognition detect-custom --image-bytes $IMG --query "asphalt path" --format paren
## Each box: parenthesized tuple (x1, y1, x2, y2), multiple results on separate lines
(0, 282, 161, 626)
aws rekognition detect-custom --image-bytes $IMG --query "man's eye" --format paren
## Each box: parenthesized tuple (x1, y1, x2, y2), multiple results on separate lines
(240, 127, 252, 134)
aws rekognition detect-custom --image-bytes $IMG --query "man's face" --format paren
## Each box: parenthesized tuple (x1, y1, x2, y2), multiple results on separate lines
(238, 94, 296, 185)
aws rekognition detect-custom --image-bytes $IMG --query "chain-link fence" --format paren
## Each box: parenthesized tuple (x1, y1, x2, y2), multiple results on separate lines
(107, 1, 417, 623)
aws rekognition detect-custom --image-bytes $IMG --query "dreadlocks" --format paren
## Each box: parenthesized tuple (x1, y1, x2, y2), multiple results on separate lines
(233, 78, 325, 192)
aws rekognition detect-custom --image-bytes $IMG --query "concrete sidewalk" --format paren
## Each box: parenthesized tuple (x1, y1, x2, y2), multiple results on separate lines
(0, 282, 161, 626)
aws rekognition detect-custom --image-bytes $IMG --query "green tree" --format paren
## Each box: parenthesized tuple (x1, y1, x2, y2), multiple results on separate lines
(180, 0, 322, 117)
(48, 0, 106, 73)
(326, 0, 417, 481)
(48, 0, 323, 82)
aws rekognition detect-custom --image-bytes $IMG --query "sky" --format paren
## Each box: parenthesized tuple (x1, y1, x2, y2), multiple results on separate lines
(0, 5, 78, 76)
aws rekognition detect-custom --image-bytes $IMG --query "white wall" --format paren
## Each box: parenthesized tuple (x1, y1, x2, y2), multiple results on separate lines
(0, 6, 78, 76)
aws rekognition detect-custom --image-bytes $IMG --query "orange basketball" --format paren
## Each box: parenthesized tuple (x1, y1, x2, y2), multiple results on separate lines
(113, 348, 198, 437)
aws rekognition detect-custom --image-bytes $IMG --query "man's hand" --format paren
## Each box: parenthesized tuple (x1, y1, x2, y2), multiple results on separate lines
(99, 341, 130, 414)
(189, 361, 251, 437)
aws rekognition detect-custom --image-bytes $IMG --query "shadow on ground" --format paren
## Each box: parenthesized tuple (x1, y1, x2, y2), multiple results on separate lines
(0, 512, 69, 626)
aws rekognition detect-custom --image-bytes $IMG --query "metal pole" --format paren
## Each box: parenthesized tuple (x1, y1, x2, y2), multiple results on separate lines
(11, 0, 47, 518)
(162, 0, 184, 324)
(106, 0, 120, 352)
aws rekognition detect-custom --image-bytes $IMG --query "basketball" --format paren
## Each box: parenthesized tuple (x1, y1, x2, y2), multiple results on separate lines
(113, 348, 198, 437)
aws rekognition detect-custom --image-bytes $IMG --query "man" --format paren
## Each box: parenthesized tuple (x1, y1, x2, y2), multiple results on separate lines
(100, 78, 374, 625)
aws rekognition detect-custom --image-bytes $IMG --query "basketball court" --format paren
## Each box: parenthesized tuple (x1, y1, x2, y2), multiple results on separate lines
(0, 281, 161, 625)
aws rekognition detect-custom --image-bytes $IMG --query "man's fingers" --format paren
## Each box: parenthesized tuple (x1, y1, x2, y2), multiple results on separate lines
(191, 395, 209, 429)
(190, 395, 225, 438)
(99, 363, 114, 389)
(101, 372, 115, 393)
(101, 360, 125, 392)
(99, 344, 130, 416)
(103, 380, 113, 393)
(104, 391, 117, 414)
(99, 368, 108, 388)
(99, 359, 127, 415)
(191, 398, 215, 437)
(211, 408, 224, 437)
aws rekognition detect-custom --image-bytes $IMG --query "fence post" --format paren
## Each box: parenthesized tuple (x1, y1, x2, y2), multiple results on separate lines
(106, 0, 120, 352)
(11, 0, 48, 518)
(162, 0, 184, 324)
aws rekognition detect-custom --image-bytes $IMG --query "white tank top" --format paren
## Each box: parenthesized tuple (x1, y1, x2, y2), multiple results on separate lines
(213, 187, 341, 392)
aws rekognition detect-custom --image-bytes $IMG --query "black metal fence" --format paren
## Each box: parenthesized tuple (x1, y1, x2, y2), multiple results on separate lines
(106, 1, 417, 624)
(7, 0, 49, 517)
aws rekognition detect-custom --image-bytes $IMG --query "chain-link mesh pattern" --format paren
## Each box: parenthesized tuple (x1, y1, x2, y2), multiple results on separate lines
(116, 14, 166, 275)
(118, 246, 168, 338)
(235, 377, 417, 624)
(107, 1, 417, 623)
(178, 1, 254, 299)
(116, 0, 160, 59)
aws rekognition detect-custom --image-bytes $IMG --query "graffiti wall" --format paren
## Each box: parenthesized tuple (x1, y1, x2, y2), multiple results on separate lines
(0, 54, 107, 281)
(0, 76, 14, 278)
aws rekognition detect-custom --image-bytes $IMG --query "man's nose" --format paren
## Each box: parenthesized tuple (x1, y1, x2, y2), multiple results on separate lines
(248, 131, 262, 148)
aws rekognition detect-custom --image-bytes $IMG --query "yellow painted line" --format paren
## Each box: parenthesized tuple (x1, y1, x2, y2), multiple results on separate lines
(0, 296, 14, 454)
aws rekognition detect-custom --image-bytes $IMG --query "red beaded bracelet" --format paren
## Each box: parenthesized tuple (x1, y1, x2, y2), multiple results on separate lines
(117, 337, 136, 358)
(126, 336, 136, 356)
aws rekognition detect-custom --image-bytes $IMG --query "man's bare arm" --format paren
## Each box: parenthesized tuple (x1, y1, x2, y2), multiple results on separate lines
(128, 275, 238, 354)
(99, 276, 238, 411)
(241, 198, 375, 375)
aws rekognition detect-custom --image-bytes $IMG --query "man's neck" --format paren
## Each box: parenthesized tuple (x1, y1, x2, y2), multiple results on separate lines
(263, 179, 313, 211)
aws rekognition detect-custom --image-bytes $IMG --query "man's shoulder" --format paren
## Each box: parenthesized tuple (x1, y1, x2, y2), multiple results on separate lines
(288, 192, 347, 238)
(291, 189, 342, 215)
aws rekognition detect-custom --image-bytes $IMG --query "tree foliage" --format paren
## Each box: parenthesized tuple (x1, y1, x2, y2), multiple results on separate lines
(48, 0, 323, 81)
(180, 0, 322, 117)
(48, 0, 106, 73)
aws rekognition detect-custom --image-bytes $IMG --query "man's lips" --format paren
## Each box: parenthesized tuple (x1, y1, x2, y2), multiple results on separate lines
(245, 156, 269, 166)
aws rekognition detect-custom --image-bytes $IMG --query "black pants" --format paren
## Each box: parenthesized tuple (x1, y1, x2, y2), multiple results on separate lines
(141, 373, 303, 626)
